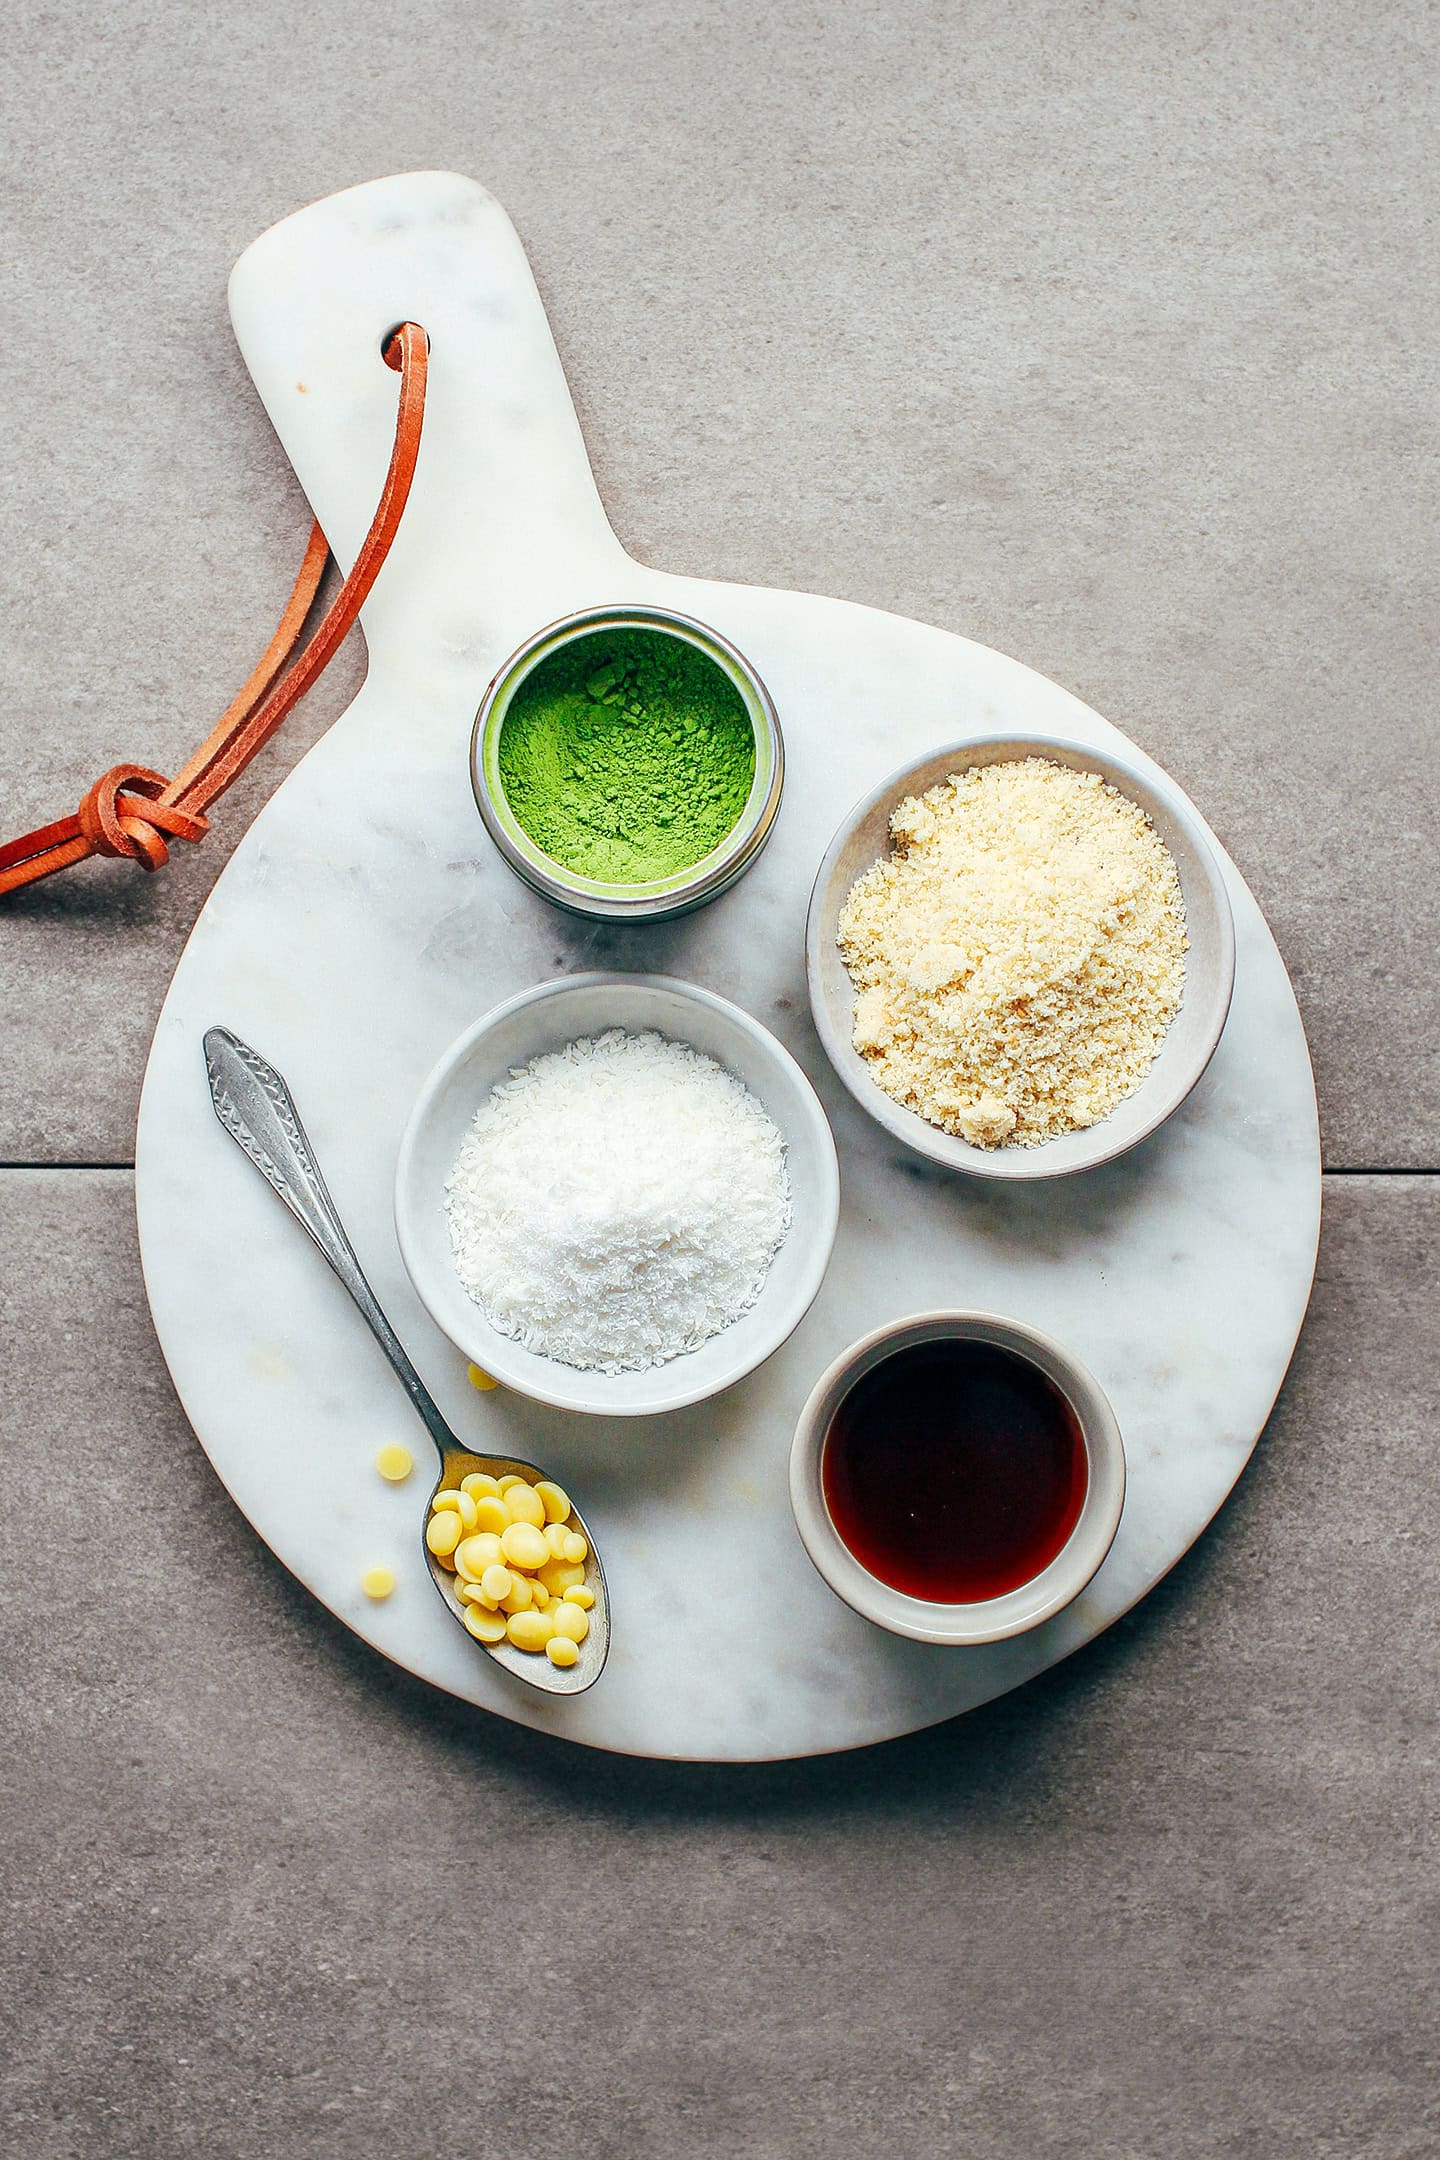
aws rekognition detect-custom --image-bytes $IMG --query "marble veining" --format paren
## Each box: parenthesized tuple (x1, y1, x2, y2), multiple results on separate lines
(134, 173, 1320, 1761)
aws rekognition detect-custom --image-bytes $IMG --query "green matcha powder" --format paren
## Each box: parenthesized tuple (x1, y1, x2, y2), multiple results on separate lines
(497, 628, 756, 884)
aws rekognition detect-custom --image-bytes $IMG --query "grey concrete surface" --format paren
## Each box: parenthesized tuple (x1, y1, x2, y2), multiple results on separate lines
(2, 0, 1437, 1164)
(2, 7, 1437, 2157)
(1, 1173, 1435, 2159)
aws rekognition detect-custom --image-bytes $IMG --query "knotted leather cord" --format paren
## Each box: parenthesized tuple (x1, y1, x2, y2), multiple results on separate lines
(0, 323, 428, 898)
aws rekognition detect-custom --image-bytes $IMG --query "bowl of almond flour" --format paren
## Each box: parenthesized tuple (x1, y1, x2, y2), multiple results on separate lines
(394, 974, 840, 1415)
(806, 736, 1235, 1179)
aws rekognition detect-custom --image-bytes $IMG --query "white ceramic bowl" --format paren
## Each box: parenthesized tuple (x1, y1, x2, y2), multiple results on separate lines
(806, 734, 1236, 1179)
(394, 973, 840, 1416)
(789, 1312, 1126, 1644)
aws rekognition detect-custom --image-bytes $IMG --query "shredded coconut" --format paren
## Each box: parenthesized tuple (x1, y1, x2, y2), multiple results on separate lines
(445, 1029, 791, 1372)
(837, 758, 1188, 1146)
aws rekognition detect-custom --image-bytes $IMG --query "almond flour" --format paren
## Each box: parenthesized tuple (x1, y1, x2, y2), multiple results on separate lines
(836, 758, 1188, 1147)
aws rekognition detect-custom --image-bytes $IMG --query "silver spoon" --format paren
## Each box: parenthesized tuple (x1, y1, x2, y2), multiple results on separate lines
(203, 1025, 610, 1696)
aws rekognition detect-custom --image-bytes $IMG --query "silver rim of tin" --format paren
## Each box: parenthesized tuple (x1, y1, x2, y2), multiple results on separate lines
(470, 603, 785, 921)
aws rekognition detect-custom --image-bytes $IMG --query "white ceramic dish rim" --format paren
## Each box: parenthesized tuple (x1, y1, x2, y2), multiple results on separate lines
(805, 731, 1238, 1180)
(393, 972, 841, 1416)
(789, 1311, 1127, 1645)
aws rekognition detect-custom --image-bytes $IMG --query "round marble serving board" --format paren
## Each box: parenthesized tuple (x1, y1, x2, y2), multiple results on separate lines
(135, 172, 1321, 1762)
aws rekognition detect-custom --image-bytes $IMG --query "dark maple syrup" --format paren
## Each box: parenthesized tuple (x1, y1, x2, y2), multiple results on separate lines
(821, 1337, 1088, 1603)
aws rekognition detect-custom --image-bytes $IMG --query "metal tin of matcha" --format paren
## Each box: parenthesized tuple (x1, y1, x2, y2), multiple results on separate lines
(471, 604, 784, 922)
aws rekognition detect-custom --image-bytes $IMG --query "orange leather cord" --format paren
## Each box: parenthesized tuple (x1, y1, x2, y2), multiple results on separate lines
(0, 322, 428, 898)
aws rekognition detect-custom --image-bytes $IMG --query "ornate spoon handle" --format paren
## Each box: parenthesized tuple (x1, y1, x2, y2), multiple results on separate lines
(203, 1025, 457, 1464)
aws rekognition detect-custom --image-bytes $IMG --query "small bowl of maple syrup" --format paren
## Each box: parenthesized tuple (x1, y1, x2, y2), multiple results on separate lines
(789, 1313, 1126, 1644)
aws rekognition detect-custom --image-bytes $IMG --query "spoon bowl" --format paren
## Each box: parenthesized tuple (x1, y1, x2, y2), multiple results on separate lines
(204, 1025, 610, 1696)
(422, 1445, 609, 1694)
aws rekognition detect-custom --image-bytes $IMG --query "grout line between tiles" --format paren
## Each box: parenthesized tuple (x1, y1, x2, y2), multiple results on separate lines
(1322, 1167, 1440, 1178)
(0, 1162, 137, 1172)
(0, 1163, 1438, 1176)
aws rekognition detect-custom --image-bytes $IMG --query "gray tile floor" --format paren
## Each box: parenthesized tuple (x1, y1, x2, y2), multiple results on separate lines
(2, 5, 1435, 2154)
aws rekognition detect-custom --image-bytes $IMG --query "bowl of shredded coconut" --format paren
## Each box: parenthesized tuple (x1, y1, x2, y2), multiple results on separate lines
(395, 975, 840, 1414)
(807, 736, 1235, 1179)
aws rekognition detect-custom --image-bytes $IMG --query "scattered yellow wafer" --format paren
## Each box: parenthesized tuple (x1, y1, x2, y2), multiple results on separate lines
(535, 1481, 570, 1524)
(551, 1602, 589, 1645)
(454, 1532, 504, 1581)
(505, 1482, 546, 1529)
(425, 1511, 463, 1559)
(506, 1608, 554, 1653)
(500, 1521, 549, 1572)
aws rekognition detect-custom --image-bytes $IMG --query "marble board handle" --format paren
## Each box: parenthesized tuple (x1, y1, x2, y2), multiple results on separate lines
(227, 171, 629, 655)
